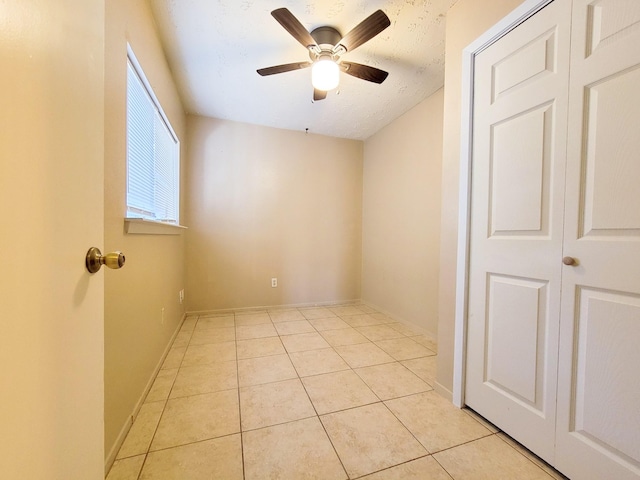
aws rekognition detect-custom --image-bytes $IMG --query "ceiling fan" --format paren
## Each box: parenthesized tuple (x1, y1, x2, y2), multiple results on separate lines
(257, 8, 391, 101)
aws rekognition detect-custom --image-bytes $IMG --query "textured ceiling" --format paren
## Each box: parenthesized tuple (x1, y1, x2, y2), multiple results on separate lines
(149, 0, 457, 140)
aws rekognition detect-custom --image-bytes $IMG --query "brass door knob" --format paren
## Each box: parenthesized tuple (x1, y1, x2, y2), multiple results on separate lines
(86, 247, 126, 274)
(562, 256, 578, 266)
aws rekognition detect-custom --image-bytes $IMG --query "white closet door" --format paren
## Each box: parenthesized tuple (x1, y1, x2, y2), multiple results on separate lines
(465, 0, 571, 463)
(556, 1, 640, 478)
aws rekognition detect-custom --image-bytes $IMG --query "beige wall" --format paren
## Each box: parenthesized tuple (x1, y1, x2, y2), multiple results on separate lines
(362, 90, 444, 336)
(437, 0, 525, 396)
(185, 116, 363, 311)
(104, 0, 186, 464)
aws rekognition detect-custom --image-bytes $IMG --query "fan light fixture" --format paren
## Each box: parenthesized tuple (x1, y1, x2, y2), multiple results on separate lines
(312, 55, 339, 91)
(257, 8, 390, 101)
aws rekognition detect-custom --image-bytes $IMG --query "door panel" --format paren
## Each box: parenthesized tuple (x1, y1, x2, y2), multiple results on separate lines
(492, 28, 558, 103)
(557, 0, 640, 478)
(485, 275, 548, 409)
(585, 0, 640, 57)
(465, 0, 571, 463)
(0, 1, 104, 478)
(573, 288, 640, 463)
(490, 103, 553, 236)
(581, 67, 640, 236)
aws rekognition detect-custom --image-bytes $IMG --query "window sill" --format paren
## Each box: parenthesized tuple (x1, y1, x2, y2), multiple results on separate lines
(125, 218, 187, 235)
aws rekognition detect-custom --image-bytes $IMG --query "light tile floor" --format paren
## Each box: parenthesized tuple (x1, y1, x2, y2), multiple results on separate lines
(107, 303, 567, 480)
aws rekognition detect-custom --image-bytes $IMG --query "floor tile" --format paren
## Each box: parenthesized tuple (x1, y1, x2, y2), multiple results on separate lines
(172, 330, 193, 348)
(273, 319, 315, 335)
(243, 417, 347, 480)
(181, 341, 236, 367)
(410, 334, 438, 352)
(236, 336, 285, 360)
(302, 370, 379, 415)
(401, 355, 437, 384)
(141, 435, 243, 480)
(269, 309, 306, 322)
(335, 342, 395, 368)
(320, 327, 370, 347)
(239, 378, 315, 431)
(235, 308, 267, 315)
(145, 368, 177, 403)
(433, 434, 554, 480)
(151, 390, 239, 451)
(376, 337, 435, 361)
(199, 311, 235, 318)
(464, 407, 500, 433)
(387, 322, 423, 337)
(161, 346, 186, 369)
(170, 361, 237, 398)
(359, 456, 451, 480)
(106, 455, 145, 480)
(235, 312, 272, 326)
(385, 391, 491, 453)
(352, 304, 378, 314)
(299, 307, 337, 319)
(356, 325, 405, 341)
(497, 433, 569, 479)
(341, 313, 383, 327)
(116, 401, 164, 459)
(236, 323, 278, 340)
(369, 312, 395, 323)
(195, 314, 234, 329)
(330, 305, 365, 316)
(355, 362, 432, 400)
(280, 332, 330, 352)
(289, 347, 350, 377)
(114, 303, 564, 480)
(308, 317, 350, 331)
(189, 327, 235, 345)
(180, 316, 197, 331)
(237, 353, 297, 387)
(321, 403, 427, 478)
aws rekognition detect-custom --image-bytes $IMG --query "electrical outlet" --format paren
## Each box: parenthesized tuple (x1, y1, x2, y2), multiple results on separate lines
(271, 277, 278, 288)
(179, 289, 184, 304)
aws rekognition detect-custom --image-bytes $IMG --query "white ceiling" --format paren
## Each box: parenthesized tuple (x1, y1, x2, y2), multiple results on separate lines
(149, 0, 457, 140)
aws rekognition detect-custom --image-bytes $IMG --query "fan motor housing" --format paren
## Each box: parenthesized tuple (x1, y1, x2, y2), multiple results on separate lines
(309, 26, 342, 60)
(310, 26, 341, 47)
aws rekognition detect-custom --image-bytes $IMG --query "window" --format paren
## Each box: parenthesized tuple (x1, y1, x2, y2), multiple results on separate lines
(126, 47, 180, 224)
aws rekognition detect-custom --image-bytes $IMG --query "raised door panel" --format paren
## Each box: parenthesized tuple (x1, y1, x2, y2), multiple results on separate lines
(581, 67, 640, 237)
(490, 104, 553, 236)
(572, 288, 640, 465)
(485, 275, 548, 411)
(586, 0, 640, 57)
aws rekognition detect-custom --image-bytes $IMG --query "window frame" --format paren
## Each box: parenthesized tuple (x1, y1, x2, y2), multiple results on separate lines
(125, 45, 181, 227)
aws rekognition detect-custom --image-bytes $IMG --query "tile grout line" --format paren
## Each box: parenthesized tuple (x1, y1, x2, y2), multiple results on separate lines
(232, 312, 247, 480)
(130, 314, 197, 480)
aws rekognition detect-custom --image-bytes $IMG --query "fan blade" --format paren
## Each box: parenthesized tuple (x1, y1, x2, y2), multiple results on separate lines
(313, 89, 327, 101)
(341, 62, 389, 84)
(334, 10, 390, 53)
(257, 62, 311, 76)
(271, 8, 318, 50)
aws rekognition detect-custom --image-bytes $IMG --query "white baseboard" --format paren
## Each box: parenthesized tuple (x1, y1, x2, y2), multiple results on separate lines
(186, 298, 363, 316)
(434, 381, 453, 403)
(104, 312, 187, 475)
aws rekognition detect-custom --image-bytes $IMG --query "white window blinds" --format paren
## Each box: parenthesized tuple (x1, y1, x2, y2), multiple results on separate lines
(126, 55, 180, 223)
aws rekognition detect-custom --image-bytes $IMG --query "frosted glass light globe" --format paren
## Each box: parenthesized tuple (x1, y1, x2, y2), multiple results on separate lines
(312, 57, 339, 91)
